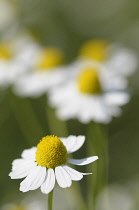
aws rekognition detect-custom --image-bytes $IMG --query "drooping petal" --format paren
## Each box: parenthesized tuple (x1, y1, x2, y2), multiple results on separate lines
(82, 173, 92, 175)
(21, 147, 37, 161)
(68, 156, 98, 166)
(63, 165, 83, 181)
(20, 166, 46, 192)
(55, 166, 72, 188)
(41, 169, 55, 194)
(60, 135, 85, 154)
(9, 159, 36, 179)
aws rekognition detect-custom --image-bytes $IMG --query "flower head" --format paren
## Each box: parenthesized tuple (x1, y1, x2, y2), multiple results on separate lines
(96, 184, 133, 210)
(0, 43, 12, 59)
(36, 136, 68, 168)
(35, 47, 64, 70)
(79, 39, 138, 77)
(49, 64, 130, 124)
(79, 39, 109, 62)
(77, 67, 102, 94)
(9, 135, 98, 194)
(0, 33, 40, 88)
(13, 46, 68, 97)
(2, 200, 45, 210)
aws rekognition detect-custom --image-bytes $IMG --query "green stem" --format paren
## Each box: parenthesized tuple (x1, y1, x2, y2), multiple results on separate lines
(87, 121, 108, 210)
(46, 99, 68, 137)
(9, 92, 43, 146)
(94, 122, 108, 192)
(68, 154, 87, 210)
(48, 190, 53, 210)
(71, 182, 86, 210)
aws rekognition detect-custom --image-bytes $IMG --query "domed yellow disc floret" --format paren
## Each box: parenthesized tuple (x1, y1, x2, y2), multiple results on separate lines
(0, 43, 11, 59)
(78, 68, 102, 94)
(36, 47, 64, 70)
(79, 39, 108, 62)
(36, 135, 67, 168)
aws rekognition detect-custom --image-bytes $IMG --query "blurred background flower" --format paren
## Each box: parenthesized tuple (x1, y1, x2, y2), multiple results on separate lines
(49, 64, 130, 123)
(13, 46, 69, 97)
(95, 183, 133, 210)
(0, 32, 39, 88)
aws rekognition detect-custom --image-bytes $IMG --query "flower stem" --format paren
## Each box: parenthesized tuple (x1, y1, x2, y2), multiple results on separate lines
(9, 92, 43, 146)
(46, 98, 68, 137)
(48, 190, 53, 210)
(87, 121, 108, 209)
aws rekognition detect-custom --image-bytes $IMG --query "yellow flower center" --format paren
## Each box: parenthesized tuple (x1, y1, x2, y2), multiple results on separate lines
(36, 135, 67, 168)
(79, 39, 108, 62)
(78, 67, 102, 94)
(0, 43, 11, 59)
(36, 47, 64, 70)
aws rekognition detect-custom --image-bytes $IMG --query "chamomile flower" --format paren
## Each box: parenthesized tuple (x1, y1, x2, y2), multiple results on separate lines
(79, 39, 138, 77)
(13, 47, 69, 97)
(0, 33, 39, 88)
(95, 184, 133, 210)
(9, 135, 98, 194)
(49, 65, 130, 124)
(2, 201, 44, 210)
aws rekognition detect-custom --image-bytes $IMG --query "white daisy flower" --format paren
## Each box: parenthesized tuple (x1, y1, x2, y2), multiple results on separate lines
(9, 135, 98, 194)
(49, 65, 130, 124)
(13, 47, 69, 97)
(95, 184, 133, 210)
(0, 34, 40, 88)
(2, 201, 45, 210)
(63, 59, 128, 90)
(79, 39, 138, 77)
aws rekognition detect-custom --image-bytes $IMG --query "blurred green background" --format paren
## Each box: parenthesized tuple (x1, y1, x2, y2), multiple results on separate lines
(0, 0, 139, 209)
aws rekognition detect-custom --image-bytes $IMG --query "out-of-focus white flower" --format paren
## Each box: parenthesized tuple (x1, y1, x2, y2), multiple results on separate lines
(13, 47, 69, 97)
(95, 184, 133, 210)
(49, 64, 130, 124)
(0, 33, 40, 88)
(9, 135, 98, 194)
(0, 0, 17, 31)
(79, 39, 138, 77)
(2, 187, 72, 210)
(1, 201, 45, 210)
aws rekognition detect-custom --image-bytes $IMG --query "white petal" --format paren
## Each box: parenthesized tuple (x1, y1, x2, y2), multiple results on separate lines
(20, 166, 46, 192)
(101, 69, 128, 90)
(11, 158, 24, 167)
(41, 169, 55, 194)
(14, 68, 67, 97)
(55, 166, 72, 188)
(104, 92, 130, 106)
(68, 156, 98, 166)
(105, 48, 138, 76)
(77, 96, 111, 124)
(82, 173, 92, 175)
(108, 106, 122, 117)
(60, 135, 85, 154)
(62, 165, 83, 181)
(21, 147, 37, 161)
(9, 159, 36, 179)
